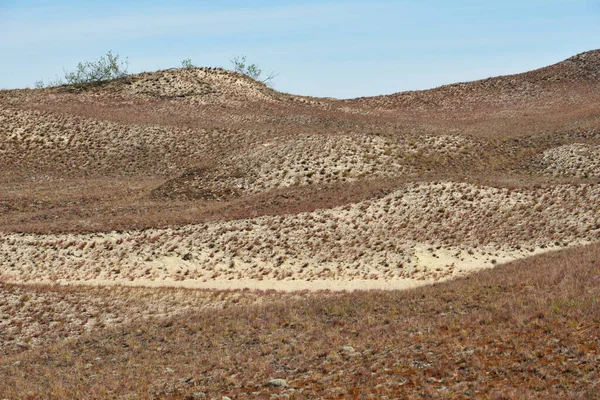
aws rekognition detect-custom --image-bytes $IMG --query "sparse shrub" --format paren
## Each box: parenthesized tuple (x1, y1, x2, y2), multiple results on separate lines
(34, 76, 65, 89)
(230, 55, 277, 87)
(36, 50, 129, 90)
(181, 58, 194, 69)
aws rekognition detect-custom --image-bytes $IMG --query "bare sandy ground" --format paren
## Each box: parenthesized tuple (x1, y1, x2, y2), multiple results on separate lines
(27, 243, 581, 292)
(2, 181, 598, 292)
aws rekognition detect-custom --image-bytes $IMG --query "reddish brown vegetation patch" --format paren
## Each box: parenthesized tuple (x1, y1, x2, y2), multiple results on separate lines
(0, 244, 599, 398)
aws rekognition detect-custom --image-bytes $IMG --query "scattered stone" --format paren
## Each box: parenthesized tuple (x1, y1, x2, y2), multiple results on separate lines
(266, 378, 288, 387)
(340, 345, 361, 357)
(341, 345, 356, 353)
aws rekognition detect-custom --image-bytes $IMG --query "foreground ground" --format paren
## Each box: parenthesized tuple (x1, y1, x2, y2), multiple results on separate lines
(1, 243, 599, 398)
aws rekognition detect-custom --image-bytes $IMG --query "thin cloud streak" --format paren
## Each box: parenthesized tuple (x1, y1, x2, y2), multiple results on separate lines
(0, 2, 363, 49)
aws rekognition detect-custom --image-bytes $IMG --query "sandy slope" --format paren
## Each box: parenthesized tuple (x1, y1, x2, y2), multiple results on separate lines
(2, 181, 598, 291)
(2, 50, 600, 292)
(12, 244, 577, 292)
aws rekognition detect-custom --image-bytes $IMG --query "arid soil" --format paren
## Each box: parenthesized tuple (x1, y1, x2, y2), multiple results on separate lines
(1, 50, 600, 398)
(1, 243, 599, 398)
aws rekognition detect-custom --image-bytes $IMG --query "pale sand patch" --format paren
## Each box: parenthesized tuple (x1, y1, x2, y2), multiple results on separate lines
(49, 278, 426, 292)
(5, 243, 585, 293)
(410, 243, 570, 274)
(542, 143, 600, 178)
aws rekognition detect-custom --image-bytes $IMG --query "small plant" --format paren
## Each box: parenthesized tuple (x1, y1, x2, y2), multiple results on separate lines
(230, 55, 277, 87)
(34, 76, 64, 89)
(181, 58, 194, 69)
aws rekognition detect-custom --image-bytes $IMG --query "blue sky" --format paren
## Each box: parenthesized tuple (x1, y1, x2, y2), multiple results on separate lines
(1, 0, 599, 98)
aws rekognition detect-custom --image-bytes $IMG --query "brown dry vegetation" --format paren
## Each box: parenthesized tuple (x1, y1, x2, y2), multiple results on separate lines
(0, 243, 599, 399)
(1, 50, 600, 398)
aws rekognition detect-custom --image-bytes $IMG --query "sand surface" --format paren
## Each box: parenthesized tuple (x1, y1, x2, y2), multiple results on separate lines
(2, 180, 600, 292)
(26, 241, 577, 292)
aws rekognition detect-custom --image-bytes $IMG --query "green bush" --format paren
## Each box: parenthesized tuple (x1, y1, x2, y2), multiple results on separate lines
(230, 55, 277, 87)
(181, 58, 194, 69)
(36, 50, 129, 90)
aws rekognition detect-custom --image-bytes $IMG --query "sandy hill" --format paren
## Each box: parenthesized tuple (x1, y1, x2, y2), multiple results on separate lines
(1, 49, 600, 398)
(348, 50, 600, 111)
(110, 67, 287, 103)
(1, 48, 600, 289)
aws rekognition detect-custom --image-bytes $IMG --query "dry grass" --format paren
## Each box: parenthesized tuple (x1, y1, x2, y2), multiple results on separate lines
(0, 283, 269, 355)
(0, 177, 401, 234)
(0, 243, 598, 399)
(1, 50, 600, 398)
